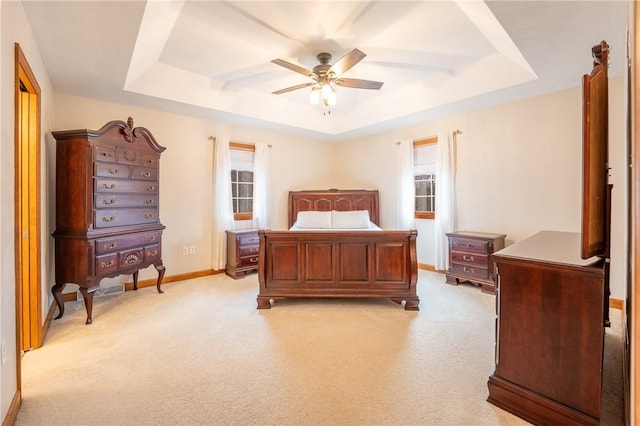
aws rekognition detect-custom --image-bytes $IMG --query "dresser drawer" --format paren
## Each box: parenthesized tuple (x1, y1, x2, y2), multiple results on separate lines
(95, 178, 158, 194)
(94, 145, 116, 162)
(95, 231, 161, 255)
(144, 244, 161, 262)
(95, 194, 158, 209)
(118, 148, 144, 166)
(94, 208, 158, 228)
(451, 239, 488, 253)
(449, 263, 489, 280)
(96, 253, 118, 275)
(450, 251, 488, 268)
(95, 162, 131, 178)
(119, 248, 145, 268)
(131, 166, 158, 181)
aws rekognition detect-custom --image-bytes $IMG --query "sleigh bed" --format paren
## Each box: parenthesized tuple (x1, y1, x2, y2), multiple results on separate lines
(257, 189, 419, 310)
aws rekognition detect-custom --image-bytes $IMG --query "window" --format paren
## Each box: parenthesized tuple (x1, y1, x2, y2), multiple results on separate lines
(414, 137, 437, 219)
(230, 142, 255, 221)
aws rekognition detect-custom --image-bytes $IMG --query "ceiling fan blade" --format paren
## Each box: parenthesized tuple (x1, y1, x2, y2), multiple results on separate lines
(272, 82, 315, 95)
(329, 48, 366, 77)
(271, 59, 316, 78)
(335, 78, 384, 90)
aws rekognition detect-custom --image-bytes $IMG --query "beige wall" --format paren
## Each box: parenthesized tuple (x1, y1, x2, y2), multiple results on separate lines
(54, 94, 336, 285)
(335, 77, 627, 299)
(1, 0, 55, 420)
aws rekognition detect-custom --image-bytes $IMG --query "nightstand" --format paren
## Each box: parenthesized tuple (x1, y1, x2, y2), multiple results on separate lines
(225, 229, 259, 279)
(445, 231, 506, 294)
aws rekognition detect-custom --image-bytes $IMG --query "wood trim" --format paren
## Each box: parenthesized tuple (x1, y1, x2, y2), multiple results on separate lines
(418, 263, 437, 272)
(124, 268, 221, 291)
(1, 390, 21, 426)
(413, 137, 438, 148)
(634, 3, 640, 422)
(610, 297, 624, 310)
(234, 212, 253, 221)
(415, 212, 435, 220)
(229, 141, 255, 152)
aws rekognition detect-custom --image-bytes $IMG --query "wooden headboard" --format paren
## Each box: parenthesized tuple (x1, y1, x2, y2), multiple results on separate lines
(288, 189, 380, 228)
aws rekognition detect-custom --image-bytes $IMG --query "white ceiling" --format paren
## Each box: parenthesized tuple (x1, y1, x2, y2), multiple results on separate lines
(22, 1, 628, 141)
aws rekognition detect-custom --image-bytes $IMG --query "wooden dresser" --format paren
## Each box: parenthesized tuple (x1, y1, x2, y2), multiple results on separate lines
(226, 229, 259, 278)
(445, 231, 505, 294)
(52, 117, 166, 324)
(488, 231, 608, 425)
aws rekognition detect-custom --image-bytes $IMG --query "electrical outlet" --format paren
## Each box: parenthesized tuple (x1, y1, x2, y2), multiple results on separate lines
(182, 246, 189, 255)
(1, 339, 6, 366)
(189, 245, 196, 254)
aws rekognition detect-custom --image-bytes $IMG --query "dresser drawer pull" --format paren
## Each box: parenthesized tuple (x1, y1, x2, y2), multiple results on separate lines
(463, 255, 474, 261)
(107, 168, 120, 175)
(144, 213, 153, 219)
(144, 199, 155, 205)
(101, 199, 115, 205)
(146, 250, 158, 257)
(103, 243, 117, 250)
(102, 183, 116, 190)
(102, 216, 115, 222)
(101, 260, 114, 268)
(463, 267, 474, 273)
(100, 152, 113, 158)
(146, 236, 156, 242)
(147, 159, 155, 165)
(145, 186, 155, 191)
(140, 171, 152, 178)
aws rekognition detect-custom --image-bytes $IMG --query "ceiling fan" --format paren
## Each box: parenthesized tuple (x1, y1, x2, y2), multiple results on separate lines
(271, 48, 384, 106)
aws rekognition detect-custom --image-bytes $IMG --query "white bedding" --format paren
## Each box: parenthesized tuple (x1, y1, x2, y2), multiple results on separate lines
(290, 221, 382, 231)
(290, 209, 382, 231)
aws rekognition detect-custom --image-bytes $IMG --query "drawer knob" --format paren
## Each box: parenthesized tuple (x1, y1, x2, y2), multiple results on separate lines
(463, 266, 474, 273)
(463, 255, 474, 262)
(144, 213, 153, 219)
(146, 236, 156, 242)
(107, 168, 119, 175)
(102, 183, 116, 190)
(100, 152, 113, 158)
(146, 250, 158, 257)
(104, 243, 117, 249)
(141, 171, 152, 178)
(101, 260, 114, 268)
(102, 216, 115, 222)
(144, 199, 155, 205)
(145, 186, 155, 191)
(101, 199, 115, 205)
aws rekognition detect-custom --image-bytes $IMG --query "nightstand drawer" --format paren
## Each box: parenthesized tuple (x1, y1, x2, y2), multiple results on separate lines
(239, 255, 259, 266)
(239, 245, 259, 256)
(451, 251, 488, 268)
(449, 263, 489, 280)
(451, 239, 488, 253)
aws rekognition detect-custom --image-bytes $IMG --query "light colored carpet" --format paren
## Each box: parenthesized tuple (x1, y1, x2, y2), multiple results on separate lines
(16, 270, 623, 425)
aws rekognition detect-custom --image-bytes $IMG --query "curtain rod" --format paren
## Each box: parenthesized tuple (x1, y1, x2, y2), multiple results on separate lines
(395, 130, 462, 145)
(208, 136, 272, 147)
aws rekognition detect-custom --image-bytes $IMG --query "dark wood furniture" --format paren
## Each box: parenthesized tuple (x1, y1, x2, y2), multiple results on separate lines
(487, 41, 612, 425)
(257, 189, 419, 310)
(445, 231, 505, 294)
(52, 117, 166, 324)
(226, 229, 259, 278)
(488, 231, 608, 425)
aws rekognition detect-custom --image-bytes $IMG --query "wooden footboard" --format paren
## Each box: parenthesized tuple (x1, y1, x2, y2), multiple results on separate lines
(257, 230, 419, 310)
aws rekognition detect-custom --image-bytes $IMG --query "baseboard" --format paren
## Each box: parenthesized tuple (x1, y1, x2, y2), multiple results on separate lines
(124, 268, 221, 291)
(2, 389, 21, 426)
(419, 263, 446, 273)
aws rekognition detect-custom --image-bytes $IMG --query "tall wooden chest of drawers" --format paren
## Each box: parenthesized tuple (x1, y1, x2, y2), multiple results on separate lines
(226, 229, 259, 278)
(445, 231, 506, 294)
(52, 117, 166, 324)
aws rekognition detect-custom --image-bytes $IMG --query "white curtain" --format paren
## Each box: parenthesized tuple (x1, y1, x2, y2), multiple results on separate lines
(212, 137, 234, 270)
(397, 139, 415, 229)
(434, 131, 456, 271)
(252, 142, 269, 229)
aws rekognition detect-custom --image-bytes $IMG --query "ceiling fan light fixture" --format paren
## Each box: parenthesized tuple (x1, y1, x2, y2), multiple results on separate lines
(310, 86, 321, 105)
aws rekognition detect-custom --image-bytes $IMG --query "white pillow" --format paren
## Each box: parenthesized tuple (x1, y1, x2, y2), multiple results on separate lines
(295, 210, 332, 229)
(331, 210, 371, 229)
